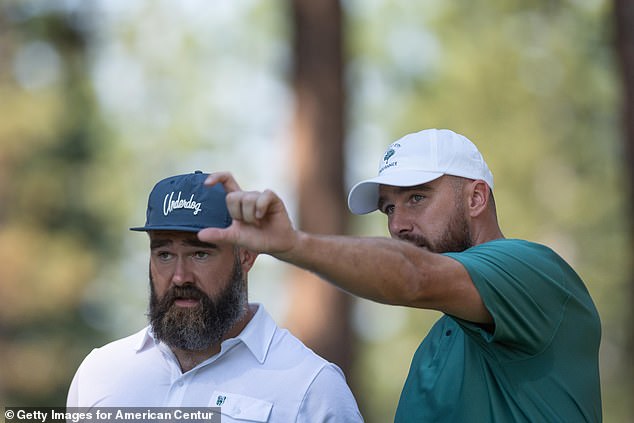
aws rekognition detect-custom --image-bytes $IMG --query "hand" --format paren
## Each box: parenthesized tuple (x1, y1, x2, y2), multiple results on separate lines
(197, 172, 298, 255)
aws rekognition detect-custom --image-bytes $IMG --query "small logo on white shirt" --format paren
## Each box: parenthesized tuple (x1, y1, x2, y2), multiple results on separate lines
(216, 395, 227, 406)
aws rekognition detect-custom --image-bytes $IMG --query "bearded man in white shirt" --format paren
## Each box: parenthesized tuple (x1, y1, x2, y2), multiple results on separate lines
(67, 171, 363, 423)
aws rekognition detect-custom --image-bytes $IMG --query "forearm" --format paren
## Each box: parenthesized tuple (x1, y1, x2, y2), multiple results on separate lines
(197, 174, 480, 315)
(274, 231, 429, 305)
(273, 230, 493, 322)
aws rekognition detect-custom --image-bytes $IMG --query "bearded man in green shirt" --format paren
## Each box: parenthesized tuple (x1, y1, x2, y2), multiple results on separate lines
(199, 128, 602, 422)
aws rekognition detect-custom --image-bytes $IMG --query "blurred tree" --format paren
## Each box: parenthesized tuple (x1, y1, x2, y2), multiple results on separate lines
(0, 1, 120, 405)
(614, 0, 634, 410)
(284, 0, 357, 381)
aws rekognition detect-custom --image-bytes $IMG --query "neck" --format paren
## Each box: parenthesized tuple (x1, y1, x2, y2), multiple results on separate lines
(172, 346, 219, 373)
(170, 304, 257, 373)
(469, 204, 505, 246)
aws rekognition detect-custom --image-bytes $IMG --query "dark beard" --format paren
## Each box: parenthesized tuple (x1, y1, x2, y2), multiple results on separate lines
(148, 256, 247, 351)
(399, 205, 473, 254)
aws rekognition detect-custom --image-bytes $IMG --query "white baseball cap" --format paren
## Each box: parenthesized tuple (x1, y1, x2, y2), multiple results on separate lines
(347, 128, 494, 214)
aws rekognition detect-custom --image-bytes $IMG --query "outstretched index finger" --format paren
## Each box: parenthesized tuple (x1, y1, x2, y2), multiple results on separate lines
(205, 171, 241, 193)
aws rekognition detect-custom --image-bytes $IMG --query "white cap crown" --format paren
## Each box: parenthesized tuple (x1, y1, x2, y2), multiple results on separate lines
(347, 129, 493, 214)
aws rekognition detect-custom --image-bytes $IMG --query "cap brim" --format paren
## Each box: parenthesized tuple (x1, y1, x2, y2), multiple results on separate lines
(347, 170, 443, 214)
(130, 225, 206, 233)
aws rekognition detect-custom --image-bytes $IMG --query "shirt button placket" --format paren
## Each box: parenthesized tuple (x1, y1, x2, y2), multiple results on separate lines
(165, 376, 187, 406)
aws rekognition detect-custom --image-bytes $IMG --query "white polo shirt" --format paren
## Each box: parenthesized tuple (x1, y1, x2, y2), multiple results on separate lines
(67, 304, 363, 422)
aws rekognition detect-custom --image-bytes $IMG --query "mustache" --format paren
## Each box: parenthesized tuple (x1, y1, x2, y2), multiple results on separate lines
(162, 285, 206, 305)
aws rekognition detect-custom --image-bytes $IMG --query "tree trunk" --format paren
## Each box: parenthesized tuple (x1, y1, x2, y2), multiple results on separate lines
(285, 0, 355, 376)
(614, 0, 634, 392)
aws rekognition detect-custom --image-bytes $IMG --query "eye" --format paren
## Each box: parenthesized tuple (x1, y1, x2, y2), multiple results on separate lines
(155, 251, 173, 262)
(192, 251, 210, 260)
(410, 194, 424, 204)
(381, 204, 395, 215)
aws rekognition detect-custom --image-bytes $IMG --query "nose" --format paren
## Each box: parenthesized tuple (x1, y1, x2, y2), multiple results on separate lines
(171, 257, 194, 286)
(388, 208, 414, 238)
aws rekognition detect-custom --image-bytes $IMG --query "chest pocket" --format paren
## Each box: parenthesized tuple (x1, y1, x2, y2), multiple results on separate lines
(211, 391, 273, 422)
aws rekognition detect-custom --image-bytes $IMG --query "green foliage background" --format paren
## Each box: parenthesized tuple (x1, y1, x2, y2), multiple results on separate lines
(0, 0, 631, 421)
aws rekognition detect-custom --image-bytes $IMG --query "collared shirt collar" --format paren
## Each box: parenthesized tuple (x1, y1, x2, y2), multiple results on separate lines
(133, 303, 276, 364)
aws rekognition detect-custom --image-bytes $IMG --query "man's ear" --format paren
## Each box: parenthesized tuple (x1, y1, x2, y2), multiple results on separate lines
(238, 248, 258, 273)
(468, 180, 490, 218)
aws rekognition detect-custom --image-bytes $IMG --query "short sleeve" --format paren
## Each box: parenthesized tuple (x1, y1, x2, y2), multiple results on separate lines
(296, 364, 364, 423)
(445, 240, 571, 357)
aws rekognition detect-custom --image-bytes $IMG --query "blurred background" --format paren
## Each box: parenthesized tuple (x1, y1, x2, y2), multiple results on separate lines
(1, 0, 633, 421)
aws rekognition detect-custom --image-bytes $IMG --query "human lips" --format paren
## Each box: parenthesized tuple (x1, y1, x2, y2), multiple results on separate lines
(173, 298, 201, 308)
(168, 286, 204, 308)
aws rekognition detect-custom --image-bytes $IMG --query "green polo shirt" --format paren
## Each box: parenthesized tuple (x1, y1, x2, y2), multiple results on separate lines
(394, 239, 602, 422)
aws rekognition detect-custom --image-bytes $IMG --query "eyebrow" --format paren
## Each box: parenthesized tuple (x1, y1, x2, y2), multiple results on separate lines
(377, 183, 435, 210)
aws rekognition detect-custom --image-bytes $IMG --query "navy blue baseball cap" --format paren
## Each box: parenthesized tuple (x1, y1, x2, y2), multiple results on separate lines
(130, 171, 232, 232)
